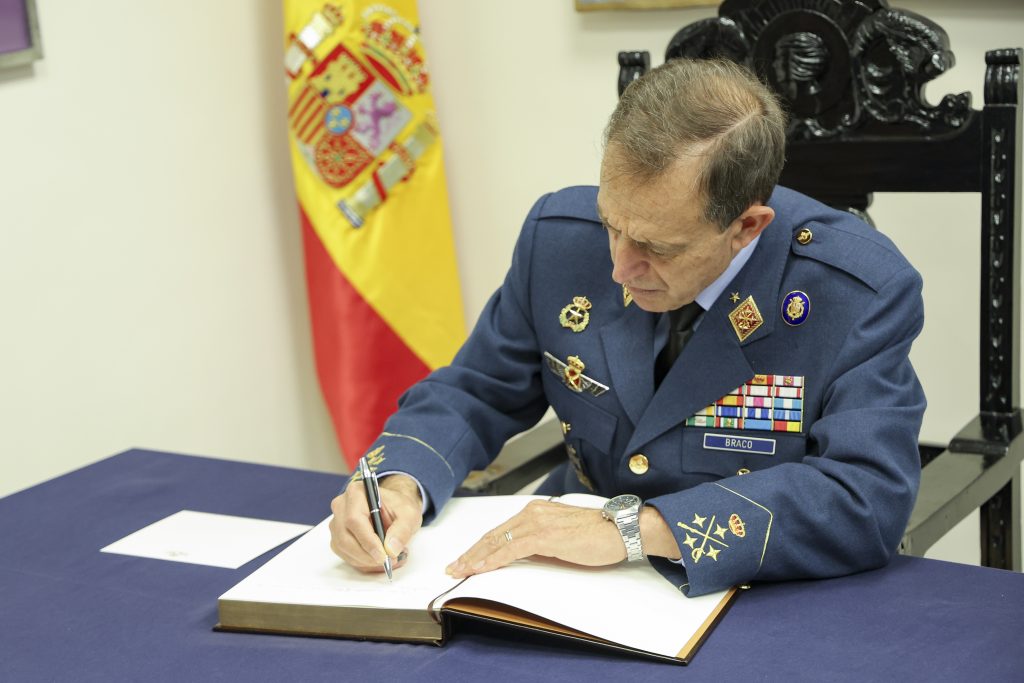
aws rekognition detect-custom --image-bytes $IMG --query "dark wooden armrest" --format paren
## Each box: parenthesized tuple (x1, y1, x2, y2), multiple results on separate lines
(901, 415, 1024, 569)
(457, 418, 565, 496)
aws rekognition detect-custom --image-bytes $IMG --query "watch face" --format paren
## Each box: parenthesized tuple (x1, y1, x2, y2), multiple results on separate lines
(607, 494, 641, 512)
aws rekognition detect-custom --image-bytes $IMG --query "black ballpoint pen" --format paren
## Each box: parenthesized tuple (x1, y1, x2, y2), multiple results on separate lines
(358, 456, 393, 581)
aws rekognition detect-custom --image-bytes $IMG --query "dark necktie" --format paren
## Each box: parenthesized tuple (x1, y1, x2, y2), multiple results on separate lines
(654, 301, 703, 387)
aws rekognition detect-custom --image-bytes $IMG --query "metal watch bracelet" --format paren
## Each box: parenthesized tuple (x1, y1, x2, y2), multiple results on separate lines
(616, 509, 644, 562)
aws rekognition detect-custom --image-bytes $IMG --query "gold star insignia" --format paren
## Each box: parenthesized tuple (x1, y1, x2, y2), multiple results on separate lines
(714, 525, 728, 539)
(692, 513, 707, 527)
(730, 292, 740, 303)
(706, 547, 721, 561)
(683, 535, 697, 549)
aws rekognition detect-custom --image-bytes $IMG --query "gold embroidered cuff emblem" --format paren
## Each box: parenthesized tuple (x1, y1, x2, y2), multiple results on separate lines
(351, 445, 385, 481)
(622, 285, 633, 308)
(676, 512, 731, 564)
(728, 295, 763, 342)
(728, 513, 746, 538)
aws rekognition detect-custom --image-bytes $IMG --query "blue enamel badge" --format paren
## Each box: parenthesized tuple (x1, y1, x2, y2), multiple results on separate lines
(781, 290, 810, 326)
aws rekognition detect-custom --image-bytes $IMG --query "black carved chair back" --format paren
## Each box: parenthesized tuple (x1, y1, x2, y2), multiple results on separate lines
(618, 0, 1023, 568)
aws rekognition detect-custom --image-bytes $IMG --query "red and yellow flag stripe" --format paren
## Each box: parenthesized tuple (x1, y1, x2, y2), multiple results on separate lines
(284, 1, 465, 467)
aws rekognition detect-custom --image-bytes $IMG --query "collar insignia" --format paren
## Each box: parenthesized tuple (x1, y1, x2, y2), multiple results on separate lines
(728, 295, 763, 342)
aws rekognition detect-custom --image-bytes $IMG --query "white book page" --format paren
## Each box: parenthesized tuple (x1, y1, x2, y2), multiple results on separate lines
(220, 495, 545, 612)
(444, 495, 728, 659)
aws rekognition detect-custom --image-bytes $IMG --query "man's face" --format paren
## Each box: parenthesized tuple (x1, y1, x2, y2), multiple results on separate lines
(597, 152, 751, 313)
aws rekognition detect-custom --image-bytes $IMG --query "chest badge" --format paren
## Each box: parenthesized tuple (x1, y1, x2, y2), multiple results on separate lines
(782, 291, 810, 326)
(543, 351, 609, 397)
(564, 355, 586, 391)
(559, 296, 592, 332)
(728, 295, 763, 342)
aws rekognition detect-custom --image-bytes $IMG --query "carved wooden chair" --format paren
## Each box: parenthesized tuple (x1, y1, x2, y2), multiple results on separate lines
(461, 0, 1023, 571)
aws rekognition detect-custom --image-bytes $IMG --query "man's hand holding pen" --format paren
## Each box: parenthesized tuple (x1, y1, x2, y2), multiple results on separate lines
(329, 470, 423, 576)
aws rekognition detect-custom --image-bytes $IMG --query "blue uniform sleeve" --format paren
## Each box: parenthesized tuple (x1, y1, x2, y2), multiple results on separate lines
(647, 265, 926, 596)
(353, 195, 553, 519)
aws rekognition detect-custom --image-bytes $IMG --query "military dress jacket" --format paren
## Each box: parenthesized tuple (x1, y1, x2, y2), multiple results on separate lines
(363, 185, 926, 597)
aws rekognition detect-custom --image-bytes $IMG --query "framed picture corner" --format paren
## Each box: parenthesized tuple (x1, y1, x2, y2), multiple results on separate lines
(0, 0, 43, 71)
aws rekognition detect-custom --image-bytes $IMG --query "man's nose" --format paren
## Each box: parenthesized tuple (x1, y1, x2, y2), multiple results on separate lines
(611, 238, 646, 284)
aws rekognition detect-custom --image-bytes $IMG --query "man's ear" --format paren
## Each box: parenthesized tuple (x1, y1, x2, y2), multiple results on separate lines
(730, 204, 775, 251)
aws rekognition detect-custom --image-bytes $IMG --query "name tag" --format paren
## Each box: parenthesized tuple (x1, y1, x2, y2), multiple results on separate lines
(703, 433, 776, 455)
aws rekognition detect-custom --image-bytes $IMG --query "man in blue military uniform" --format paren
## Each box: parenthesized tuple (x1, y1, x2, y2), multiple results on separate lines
(329, 58, 925, 597)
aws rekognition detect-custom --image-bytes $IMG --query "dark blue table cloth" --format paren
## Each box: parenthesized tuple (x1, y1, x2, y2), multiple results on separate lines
(2, 449, 1022, 682)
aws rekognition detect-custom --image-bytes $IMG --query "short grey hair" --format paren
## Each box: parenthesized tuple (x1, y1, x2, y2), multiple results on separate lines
(604, 58, 787, 230)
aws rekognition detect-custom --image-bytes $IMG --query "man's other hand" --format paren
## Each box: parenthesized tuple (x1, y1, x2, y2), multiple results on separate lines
(445, 500, 682, 578)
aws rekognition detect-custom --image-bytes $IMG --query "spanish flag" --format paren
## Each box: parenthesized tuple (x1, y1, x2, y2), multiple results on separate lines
(283, 1, 465, 469)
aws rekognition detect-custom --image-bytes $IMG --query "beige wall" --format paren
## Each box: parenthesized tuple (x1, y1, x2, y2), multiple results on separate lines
(2, 0, 1022, 566)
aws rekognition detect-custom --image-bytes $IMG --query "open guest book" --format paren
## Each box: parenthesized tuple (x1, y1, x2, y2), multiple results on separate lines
(217, 494, 737, 664)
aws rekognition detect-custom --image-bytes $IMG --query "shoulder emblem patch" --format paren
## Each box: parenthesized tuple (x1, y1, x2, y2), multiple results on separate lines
(781, 290, 810, 326)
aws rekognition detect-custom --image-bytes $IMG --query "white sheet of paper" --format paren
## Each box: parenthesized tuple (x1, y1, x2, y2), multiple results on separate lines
(100, 510, 313, 569)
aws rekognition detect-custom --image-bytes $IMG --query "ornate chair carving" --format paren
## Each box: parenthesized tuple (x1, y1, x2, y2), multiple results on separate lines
(463, 0, 1023, 571)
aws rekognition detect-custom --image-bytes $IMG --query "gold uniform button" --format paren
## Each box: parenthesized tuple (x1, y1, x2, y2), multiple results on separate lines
(737, 468, 751, 476)
(560, 421, 571, 434)
(796, 227, 813, 245)
(628, 454, 649, 475)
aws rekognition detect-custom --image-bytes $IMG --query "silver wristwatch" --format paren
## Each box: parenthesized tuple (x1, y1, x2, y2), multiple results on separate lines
(602, 494, 645, 562)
